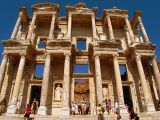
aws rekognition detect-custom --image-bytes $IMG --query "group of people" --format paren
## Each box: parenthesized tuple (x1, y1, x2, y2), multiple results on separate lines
(97, 98, 140, 120)
(71, 101, 90, 115)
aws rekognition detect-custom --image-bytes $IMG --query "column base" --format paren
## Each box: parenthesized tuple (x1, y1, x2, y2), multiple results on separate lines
(146, 103, 155, 112)
(119, 105, 128, 114)
(37, 105, 47, 115)
(6, 104, 17, 114)
(62, 106, 70, 116)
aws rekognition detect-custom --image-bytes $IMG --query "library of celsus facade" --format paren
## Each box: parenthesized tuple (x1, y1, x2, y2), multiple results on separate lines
(0, 2, 160, 119)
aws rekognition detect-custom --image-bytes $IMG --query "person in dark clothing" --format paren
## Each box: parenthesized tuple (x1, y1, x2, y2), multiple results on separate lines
(24, 104, 31, 120)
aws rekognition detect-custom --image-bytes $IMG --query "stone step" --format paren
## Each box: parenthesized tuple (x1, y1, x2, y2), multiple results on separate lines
(0, 112, 160, 120)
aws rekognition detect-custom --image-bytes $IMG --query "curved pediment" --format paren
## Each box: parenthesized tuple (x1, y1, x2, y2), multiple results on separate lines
(32, 3, 59, 12)
(66, 2, 97, 14)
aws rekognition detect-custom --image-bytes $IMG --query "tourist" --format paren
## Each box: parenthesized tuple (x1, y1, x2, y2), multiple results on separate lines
(98, 104, 104, 120)
(71, 102, 76, 115)
(78, 103, 82, 115)
(114, 101, 119, 114)
(105, 99, 109, 113)
(108, 99, 112, 113)
(24, 104, 31, 120)
(117, 113, 121, 120)
(74, 103, 78, 115)
(16, 99, 21, 114)
(31, 98, 39, 114)
(134, 113, 140, 120)
(129, 108, 135, 120)
(81, 101, 86, 115)
(86, 103, 90, 114)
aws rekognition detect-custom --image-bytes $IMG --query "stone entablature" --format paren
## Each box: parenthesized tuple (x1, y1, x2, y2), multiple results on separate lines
(0, 2, 160, 119)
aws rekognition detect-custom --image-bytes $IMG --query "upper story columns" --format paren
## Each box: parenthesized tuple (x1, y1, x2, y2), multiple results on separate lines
(27, 13, 37, 40)
(0, 54, 8, 91)
(49, 13, 56, 39)
(137, 16, 150, 43)
(125, 16, 135, 43)
(106, 15, 114, 40)
(11, 12, 23, 39)
(67, 13, 72, 38)
(91, 14, 97, 39)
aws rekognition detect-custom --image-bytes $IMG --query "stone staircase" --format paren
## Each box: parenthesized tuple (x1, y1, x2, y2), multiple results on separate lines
(0, 112, 160, 120)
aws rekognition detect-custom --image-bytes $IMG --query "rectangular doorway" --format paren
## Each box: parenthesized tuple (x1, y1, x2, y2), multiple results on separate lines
(123, 86, 133, 111)
(74, 79, 89, 103)
(29, 86, 41, 105)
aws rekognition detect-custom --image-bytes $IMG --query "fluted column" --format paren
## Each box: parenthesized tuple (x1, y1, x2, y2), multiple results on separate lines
(27, 13, 37, 40)
(151, 56, 160, 97)
(138, 16, 150, 43)
(67, 13, 72, 38)
(125, 17, 134, 43)
(38, 53, 51, 115)
(94, 54, 103, 105)
(91, 14, 97, 40)
(62, 53, 70, 116)
(113, 55, 125, 108)
(106, 15, 114, 40)
(48, 13, 56, 39)
(7, 54, 26, 114)
(135, 55, 155, 111)
(0, 54, 8, 91)
(11, 12, 23, 39)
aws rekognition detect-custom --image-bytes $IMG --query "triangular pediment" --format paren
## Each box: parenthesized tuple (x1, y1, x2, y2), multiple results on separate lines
(32, 3, 59, 12)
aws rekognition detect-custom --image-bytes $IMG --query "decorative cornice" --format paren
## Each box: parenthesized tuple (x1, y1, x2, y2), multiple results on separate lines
(32, 3, 59, 12)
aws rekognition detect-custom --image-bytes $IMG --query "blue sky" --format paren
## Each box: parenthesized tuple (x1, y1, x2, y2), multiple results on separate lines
(0, 0, 160, 63)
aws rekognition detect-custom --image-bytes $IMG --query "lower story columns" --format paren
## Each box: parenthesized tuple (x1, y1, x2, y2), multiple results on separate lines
(37, 53, 51, 115)
(135, 55, 155, 112)
(7, 54, 26, 114)
(113, 54, 127, 113)
(62, 53, 70, 116)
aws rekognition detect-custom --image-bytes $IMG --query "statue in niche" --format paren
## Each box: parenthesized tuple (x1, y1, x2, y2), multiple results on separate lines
(102, 87, 108, 100)
(54, 84, 62, 101)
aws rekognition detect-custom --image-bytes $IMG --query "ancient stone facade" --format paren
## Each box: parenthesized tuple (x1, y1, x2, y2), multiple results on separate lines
(0, 2, 160, 119)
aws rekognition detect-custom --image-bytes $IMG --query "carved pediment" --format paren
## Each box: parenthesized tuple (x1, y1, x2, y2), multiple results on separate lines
(103, 7, 128, 16)
(66, 2, 97, 14)
(32, 3, 59, 12)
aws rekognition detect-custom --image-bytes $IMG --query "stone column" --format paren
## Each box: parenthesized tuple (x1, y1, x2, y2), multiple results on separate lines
(94, 54, 103, 105)
(67, 13, 72, 38)
(48, 13, 56, 39)
(0, 54, 8, 91)
(113, 54, 126, 112)
(91, 14, 97, 40)
(151, 56, 160, 97)
(125, 27, 132, 46)
(62, 53, 70, 116)
(135, 55, 155, 111)
(138, 16, 150, 43)
(38, 53, 51, 115)
(125, 17, 134, 43)
(106, 15, 114, 40)
(7, 54, 26, 114)
(11, 12, 23, 39)
(27, 13, 37, 39)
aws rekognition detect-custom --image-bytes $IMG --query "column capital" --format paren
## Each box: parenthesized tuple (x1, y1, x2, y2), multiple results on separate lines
(19, 11, 24, 17)
(135, 54, 141, 61)
(94, 53, 100, 59)
(64, 52, 71, 56)
(20, 52, 26, 57)
(68, 13, 72, 17)
(113, 54, 119, 61)
(2, 52, 8, 57)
